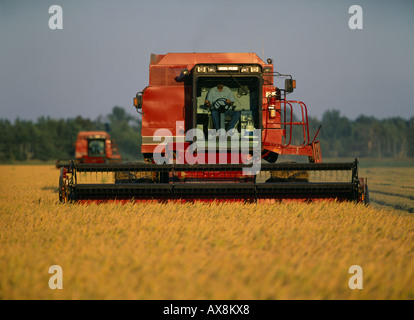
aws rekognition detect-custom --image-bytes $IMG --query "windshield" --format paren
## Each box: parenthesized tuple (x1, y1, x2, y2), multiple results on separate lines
(88, 139, 105, 157)
(195, 76, 261, 137)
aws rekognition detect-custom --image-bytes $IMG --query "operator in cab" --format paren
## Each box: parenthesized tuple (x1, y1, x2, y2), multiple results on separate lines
(205, 84, 240, 132)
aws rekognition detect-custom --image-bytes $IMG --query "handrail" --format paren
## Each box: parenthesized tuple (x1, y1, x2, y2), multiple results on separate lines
(281, 100, 310, 147)
(263, 97, 311, 148)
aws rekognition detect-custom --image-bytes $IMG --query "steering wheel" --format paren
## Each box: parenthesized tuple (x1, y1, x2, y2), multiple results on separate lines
(212, 98, 231, 112)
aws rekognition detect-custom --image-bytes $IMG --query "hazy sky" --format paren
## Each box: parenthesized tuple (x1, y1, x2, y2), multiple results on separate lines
(1, 0, 413, 121)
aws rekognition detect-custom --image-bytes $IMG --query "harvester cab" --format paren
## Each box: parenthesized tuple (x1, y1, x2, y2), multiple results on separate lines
(59, 53, 368, 204)
(192, 66, 261, 136)
(74, 131, 122, 164)
(55, 131, 122, 168)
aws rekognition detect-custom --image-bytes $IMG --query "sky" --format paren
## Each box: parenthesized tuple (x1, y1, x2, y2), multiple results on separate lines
(1, 0, 413, 122)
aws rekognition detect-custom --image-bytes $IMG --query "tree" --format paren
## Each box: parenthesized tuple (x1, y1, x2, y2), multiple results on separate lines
(106, 106, 142, 160)
(407, 117, 414, 157)
(319, 110, 352, 157)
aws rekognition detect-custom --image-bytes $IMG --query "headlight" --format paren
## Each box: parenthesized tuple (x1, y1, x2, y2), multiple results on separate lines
(207, 66, 216, 73)
(250, 66, 260, 73)
(196, 66, 207, 73)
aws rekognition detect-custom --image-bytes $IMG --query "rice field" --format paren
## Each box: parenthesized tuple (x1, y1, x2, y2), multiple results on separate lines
(0, 164, 413, 300)
(360, 167, 414, 213)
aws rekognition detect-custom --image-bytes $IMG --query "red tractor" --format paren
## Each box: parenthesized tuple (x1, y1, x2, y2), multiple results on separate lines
(56, 131, 121, 168)
(59, 53, 368, 203)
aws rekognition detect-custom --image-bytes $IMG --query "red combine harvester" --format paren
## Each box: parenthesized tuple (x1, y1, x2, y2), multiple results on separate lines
(56, 131, 121, 168)
(59, 53, 368, 203)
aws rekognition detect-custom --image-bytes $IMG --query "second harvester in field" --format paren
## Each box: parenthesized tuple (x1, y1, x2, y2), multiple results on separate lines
(56, 131, 122, 168)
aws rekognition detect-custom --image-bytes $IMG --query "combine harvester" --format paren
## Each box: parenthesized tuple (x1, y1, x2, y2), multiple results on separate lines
(56, 131, 122, 168)
(59, 53, 368, 203)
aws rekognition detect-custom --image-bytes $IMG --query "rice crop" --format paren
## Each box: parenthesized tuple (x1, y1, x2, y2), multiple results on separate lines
(0, 165, 413, 299)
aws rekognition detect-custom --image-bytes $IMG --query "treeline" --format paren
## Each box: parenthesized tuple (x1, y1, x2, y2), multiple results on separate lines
(0, 107, 413, 162)
(0, 106, 142, 162)
(307, 110, 414, 158)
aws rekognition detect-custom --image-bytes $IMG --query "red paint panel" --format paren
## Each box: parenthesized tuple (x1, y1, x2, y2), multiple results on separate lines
(141, 86, 187, 136)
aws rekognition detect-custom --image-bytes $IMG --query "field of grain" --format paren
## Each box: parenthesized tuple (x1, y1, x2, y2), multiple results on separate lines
(360, 167, 414, 213)
(0, 165, 413, 299)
